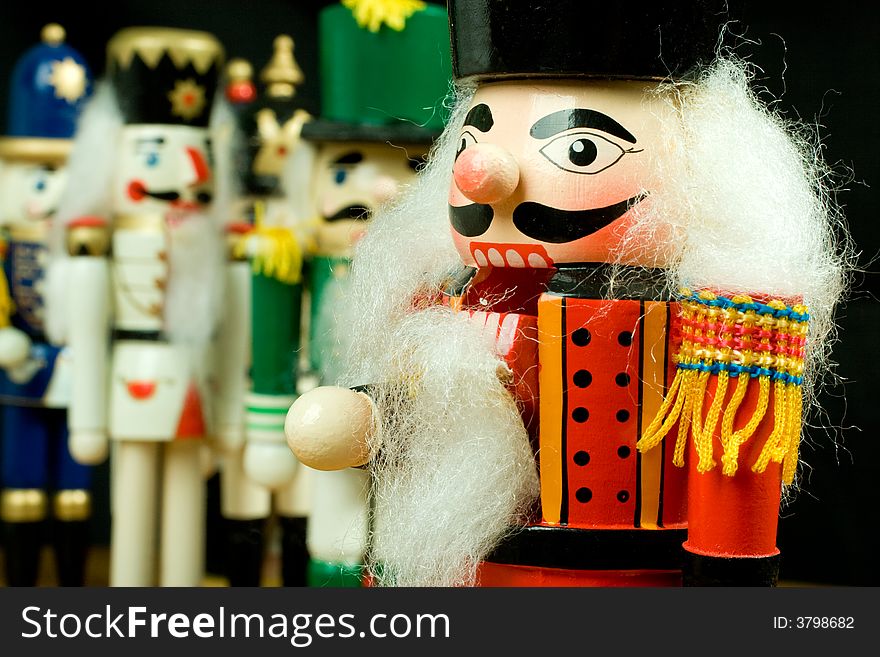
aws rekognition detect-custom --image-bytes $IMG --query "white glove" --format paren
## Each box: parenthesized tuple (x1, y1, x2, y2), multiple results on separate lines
(69, 429, 109, 465)
(244, 442, 299, 489)
(0, 326, 31, 369)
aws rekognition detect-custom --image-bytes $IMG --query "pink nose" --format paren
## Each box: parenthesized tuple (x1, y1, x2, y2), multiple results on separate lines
(452, 143, 519, 205)
(185, 147, 211, 186)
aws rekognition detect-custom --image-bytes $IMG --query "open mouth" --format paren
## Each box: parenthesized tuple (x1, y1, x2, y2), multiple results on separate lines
(469, 242, 554, 269)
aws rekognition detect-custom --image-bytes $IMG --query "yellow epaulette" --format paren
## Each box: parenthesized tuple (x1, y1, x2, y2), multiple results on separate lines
(637, 289, 809, 485)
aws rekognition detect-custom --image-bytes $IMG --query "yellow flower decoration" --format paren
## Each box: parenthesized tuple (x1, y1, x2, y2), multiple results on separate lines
(342, 0, 427, 32)
(48, 57, 87, 103)
(167, 79, 206, 121)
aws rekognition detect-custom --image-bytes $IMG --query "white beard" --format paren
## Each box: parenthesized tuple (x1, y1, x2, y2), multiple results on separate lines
(164, 210, 224, 345)
(366, 308, 539, 587)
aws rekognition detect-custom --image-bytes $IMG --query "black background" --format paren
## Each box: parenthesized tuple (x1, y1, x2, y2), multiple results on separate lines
(0, 1, 876, 585)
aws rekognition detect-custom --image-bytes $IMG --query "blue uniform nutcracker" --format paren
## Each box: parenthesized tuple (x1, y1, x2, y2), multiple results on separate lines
(0, 24, 93, 586)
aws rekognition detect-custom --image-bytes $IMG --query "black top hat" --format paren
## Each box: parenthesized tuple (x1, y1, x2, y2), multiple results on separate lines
(449, 0, 734, 82)
(107, 27, 224, 127)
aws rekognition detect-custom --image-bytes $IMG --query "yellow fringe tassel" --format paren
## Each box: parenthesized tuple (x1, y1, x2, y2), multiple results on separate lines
(638, 290, 808, 485)
(691, 369, 716, 473)
(782, 387, 803, 485)
(0, 260, 14, 328)
(720, 375, 770, 476)
(233, 201, 304, 285)
(234, 225, 304, 285)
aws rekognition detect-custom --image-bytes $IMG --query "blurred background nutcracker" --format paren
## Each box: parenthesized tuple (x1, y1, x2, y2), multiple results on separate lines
(299, 0, 451, 587)
(215, 35, 314, 587)
(51, 27, 226, 586)
(0, 23, 93, 586)
(286, 0, 852, 586)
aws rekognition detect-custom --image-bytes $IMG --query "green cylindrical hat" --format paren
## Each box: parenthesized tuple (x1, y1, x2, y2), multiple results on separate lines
(304, 2, 452, 143)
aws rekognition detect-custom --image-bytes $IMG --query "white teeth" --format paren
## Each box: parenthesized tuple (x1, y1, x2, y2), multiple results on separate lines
(474, 248, 488, 267)
(488, 248, 504, 267)
(528, 253, 549, 268)
(505, 249, 524, 267)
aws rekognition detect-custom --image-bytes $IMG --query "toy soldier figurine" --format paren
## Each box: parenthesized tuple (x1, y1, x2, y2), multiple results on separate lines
(0, 23, 93, 586)
(287, 0, 849, 586)
(216, 36, 313, 587)
(299, 0, 450, 587)
(52, 27, 225, 586)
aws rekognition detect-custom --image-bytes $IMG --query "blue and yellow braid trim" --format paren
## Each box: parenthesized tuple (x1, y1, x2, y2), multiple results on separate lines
(637, 289, 809, 485)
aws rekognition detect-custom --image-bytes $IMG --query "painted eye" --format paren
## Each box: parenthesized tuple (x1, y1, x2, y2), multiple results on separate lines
(455, 130, 478, 160)
(334, 169, 347, 185)
(34, 178, 47, 192)
(539, 132, 629, 174)
(145, 152, 160, 168)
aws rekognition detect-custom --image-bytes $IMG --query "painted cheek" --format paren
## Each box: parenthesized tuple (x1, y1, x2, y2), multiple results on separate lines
(350, 225, 367, 245)
(448, 180, 469, 206)
(321, 198, 338, 217)
(450, 227, 476, 266)
(373, 176, 399, 205)
(26, 200, 43, 217)
(548, 211, 635, 263)
(128, 180, 147, 201)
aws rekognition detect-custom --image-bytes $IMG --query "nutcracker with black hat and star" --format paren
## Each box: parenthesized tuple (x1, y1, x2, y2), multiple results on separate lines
(286, 0, 852, 587)
(213, 35, 315, 588)
(293, 0, 451, 587)
(0, 23, 93, 587)
(49, 27, 227, 586)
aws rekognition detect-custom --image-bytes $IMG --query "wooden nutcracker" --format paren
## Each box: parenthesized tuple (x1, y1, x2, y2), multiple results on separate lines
(299, 0, 450, 587)
(0, 24, 93, 586)
(51, 27, 225, 586)
(215, 36, 314, 587)
(286, 0, 850, 586)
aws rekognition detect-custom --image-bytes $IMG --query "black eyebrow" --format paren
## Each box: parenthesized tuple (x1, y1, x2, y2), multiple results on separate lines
(332, 151, 364, 165)
(136, 137, 166, 145)
(530, 109, 637, 144)
(464, 103, 493, 132)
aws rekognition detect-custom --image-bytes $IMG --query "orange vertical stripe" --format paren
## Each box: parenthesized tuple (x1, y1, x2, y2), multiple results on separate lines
(538, 294, 564, 525)
(639, 301, 667, 528)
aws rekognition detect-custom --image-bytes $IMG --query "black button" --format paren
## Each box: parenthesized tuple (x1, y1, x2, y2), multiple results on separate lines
(576, 487, 593, 503)
(618, 331, 633, 347)
(616, 409, 630, 423)
(615, 372, 631, 387)
(571, 407, 589, 423)
(617, 446, 631, 459)
(572, 328, 591, 346)
(573, 451, 590, 466)
(573, 369, 592, 388)
(617, 490, 630, 503)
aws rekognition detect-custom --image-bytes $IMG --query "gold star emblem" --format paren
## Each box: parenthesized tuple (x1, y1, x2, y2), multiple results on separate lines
(167, 79, 206, 121)
(48, 57, 87, 103)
